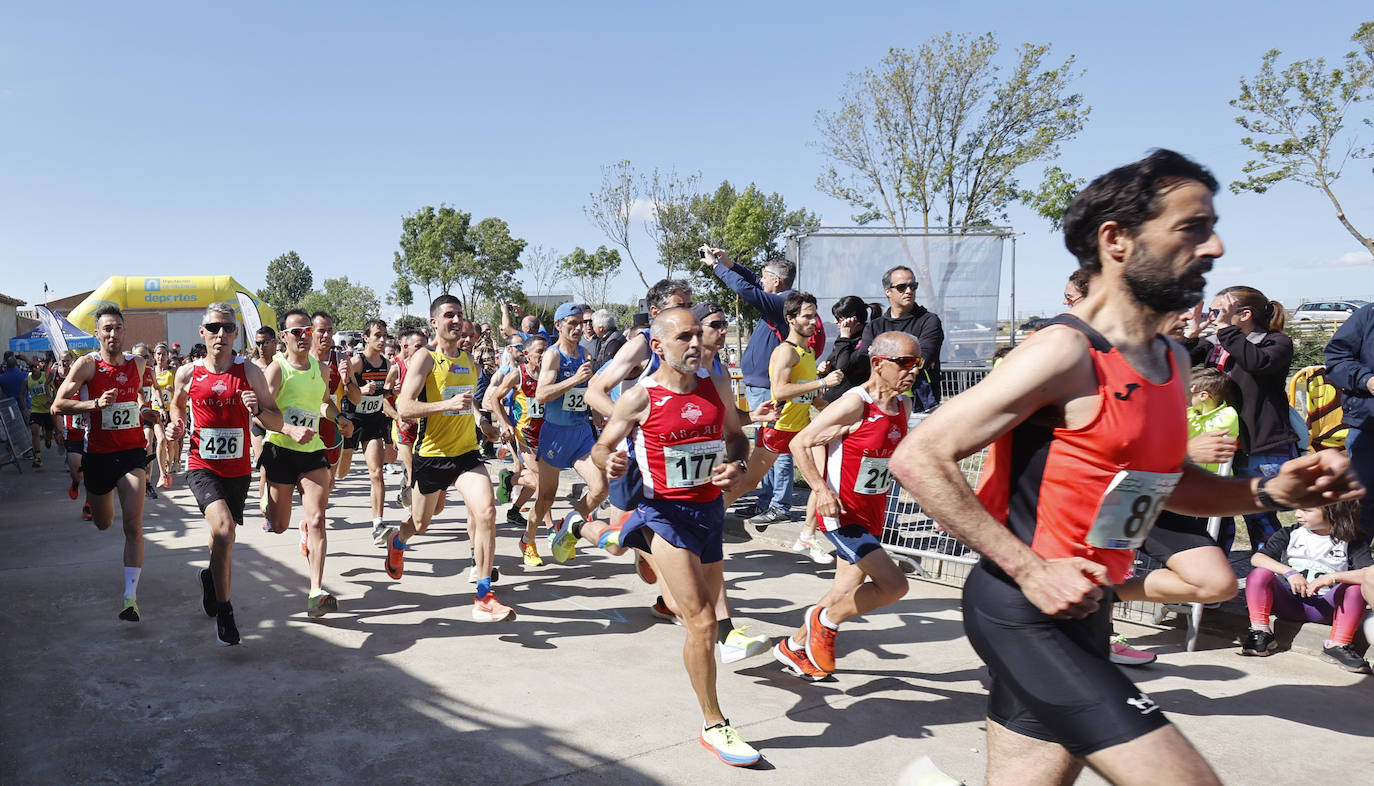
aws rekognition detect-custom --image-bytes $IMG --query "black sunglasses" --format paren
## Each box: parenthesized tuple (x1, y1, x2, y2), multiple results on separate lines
(203, 322, 238, 334)
(888, 282, 917, 293)
(704, 320, 729, 330)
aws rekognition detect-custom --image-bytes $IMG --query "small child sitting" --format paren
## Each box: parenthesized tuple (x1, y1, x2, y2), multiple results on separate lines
(1241, 500, 1372, 673)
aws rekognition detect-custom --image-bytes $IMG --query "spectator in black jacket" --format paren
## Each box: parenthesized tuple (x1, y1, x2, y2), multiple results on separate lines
(584, 310, 627, 370)
(1196, 285, 1299, 552)
(819, 296, 882, 404)
(1325, 302, 1374, 537)
(858, 266, 943, 409)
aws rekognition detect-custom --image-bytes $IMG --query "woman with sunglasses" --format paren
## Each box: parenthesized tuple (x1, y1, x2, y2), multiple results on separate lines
(1193, 285, 1300, 553)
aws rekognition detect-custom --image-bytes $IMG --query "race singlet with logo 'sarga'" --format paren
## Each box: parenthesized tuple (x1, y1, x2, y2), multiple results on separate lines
(187, 358, 254, 477)
(633, 370, 727, 503)
(86, 355, 146, 454)
(820, 386, 908, 536)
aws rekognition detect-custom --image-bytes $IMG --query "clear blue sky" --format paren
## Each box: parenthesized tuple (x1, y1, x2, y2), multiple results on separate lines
(3, 2, 1371, 320)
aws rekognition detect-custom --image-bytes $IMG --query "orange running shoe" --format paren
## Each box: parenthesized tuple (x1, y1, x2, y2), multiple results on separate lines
(298, 521, 309, 558)
(634, 549, 657, 585)
(772, 639, 828, 681)
(384, 533, 406, 579)
(68, 480, 79, 500)
(472, 590, 515, 622)
(82, 503, 92, 521)
(803, 605, 838, 673)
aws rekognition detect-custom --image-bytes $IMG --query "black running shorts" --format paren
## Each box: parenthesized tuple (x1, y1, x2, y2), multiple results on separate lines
(342, 413, 391, 450)
(258, 443, 331, 486)
(188, 469, 251, 525)
(962, 562, 1171, 756)
(412, 451, 484, 495)
(82, 448, 148, 496)
(29, 412, 53, 430)
(1139, 511, 1218, 564)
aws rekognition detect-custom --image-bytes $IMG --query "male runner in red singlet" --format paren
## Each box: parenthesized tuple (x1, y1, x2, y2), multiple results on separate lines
(131, 343, 162, 499)
(592, 308, 759, 767)
(387, 327, 427, 521)
(168, 303, 283, 646)
(53, 305, 159, 621)
(775, 331, 917, 680)
(892, 149, 1364, 785)
(309, 311, 356, 488)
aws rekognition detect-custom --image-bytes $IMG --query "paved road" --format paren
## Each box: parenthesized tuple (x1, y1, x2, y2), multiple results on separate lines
(2, 456, 1371, 784)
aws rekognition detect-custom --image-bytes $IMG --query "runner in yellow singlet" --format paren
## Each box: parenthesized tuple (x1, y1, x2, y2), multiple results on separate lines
(382, 294, 514, 623)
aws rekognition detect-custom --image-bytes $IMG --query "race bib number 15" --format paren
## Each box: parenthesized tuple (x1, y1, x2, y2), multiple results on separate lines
(1085, 470, 1182, 550)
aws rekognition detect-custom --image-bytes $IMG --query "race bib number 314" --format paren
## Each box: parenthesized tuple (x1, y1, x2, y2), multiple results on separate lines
(1085, 470, 1182, 550)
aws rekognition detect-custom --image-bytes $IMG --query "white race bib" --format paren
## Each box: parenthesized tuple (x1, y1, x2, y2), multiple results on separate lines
(794, 380, 817, 405)
(1085, 470, 1183, 550)
(159, 389, 171, 409)
(442, 385, 474, 416)
(526, 399, 545, 419)
(357, 394, 384, 415)
(853, 456, 894, 495)
(72, 414, 87, 430)
(198, 426, 244, 460)
(141, 386, 155, 405)
(284, 406, 319, 431)
(663, 440, 725, 489)
(563, 387, 588, 412)
(101, 401, 140, 431)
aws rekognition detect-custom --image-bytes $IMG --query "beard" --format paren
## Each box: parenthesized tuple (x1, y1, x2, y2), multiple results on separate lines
(1122, 240, 1211, 314)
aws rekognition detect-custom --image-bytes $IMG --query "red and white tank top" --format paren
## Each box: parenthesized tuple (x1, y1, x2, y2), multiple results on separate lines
(65, 384, 89, 442)
(820, 387, 909, 536)
(633, 371, 727, 502)
(87, 355, 146, 453)
(975, 315, 1188, 584)
(187, 357, 253, 477)
(140, 364, 156, 409)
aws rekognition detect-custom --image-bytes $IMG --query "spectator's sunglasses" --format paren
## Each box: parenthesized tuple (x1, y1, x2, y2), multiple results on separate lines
(876, 355, 923, 371)
(704, 320, 729, 330)
(887, 282, 917, 293)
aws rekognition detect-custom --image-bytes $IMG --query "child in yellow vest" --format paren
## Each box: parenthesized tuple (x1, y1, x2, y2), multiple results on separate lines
(1188, 367, 1239, 474)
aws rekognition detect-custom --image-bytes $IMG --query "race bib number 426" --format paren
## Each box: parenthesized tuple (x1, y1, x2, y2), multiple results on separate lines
(663, 440, 725, 489)
(199, 427, 244, 460)
(1085, 470, 1182, 550)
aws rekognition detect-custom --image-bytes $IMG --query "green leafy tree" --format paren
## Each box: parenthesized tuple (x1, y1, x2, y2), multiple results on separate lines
(815, 32, 1088, 307)
(297, 277, 380, 330)
(257, 251, 313, 318)
(392, 313, 429, 337)
(1020, 166, 1086, 232)
(391, 205, 528, 313)
(559, 245, 623, 308)
(1230, 22, 1374, 257)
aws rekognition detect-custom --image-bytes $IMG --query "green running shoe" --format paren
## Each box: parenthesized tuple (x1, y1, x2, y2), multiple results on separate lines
(118, 596, 140, 622)
(699, 720, 759, 767)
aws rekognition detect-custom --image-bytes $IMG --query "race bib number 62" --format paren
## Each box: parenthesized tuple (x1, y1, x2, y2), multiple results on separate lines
(101, 401, 139, 431)
(1085, 470, 1182, 550)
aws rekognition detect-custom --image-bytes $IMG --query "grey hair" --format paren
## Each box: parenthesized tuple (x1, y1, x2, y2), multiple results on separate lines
(763, 259, 796, 288)
(591, 309, 616, 330)
(867, 331, 919, 358)
(204, 301, 237, 322)
(131, 342, 150, 354)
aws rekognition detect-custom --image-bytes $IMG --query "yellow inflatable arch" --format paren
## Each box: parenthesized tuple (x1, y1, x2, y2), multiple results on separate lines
(68, 276, 277, 352)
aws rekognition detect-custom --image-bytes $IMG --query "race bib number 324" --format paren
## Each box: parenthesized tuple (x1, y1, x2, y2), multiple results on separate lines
(1085, 470, 1182, 550)
(563, 388, 588, 412)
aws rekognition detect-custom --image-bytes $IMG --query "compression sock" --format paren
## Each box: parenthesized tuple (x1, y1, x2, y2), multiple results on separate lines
(124, 567, 141, 599)
(476, 577, 492, 600)
(570, 516, 585, 540)
(717, 617, 735, 644)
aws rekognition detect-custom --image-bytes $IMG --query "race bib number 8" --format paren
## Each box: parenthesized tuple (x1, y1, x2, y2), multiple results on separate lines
(284, 406, 319, 431)
(357, 395, 384, 415)
(199, 427, 244, 460)
(664, 440, 725, 489)
(853, 456, 894, 495)
(442, 385, 474, 415)
(563, 388, 588, 412)
(1085, 470, 1183, 550)
(101, 401, 139, 431)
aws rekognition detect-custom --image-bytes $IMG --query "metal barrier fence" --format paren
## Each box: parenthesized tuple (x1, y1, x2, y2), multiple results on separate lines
(881, 366, 1175, 630)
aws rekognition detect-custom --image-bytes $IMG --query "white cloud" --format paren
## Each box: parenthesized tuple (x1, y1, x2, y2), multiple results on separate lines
(622, 198, 658, 223)
(1212, 264, 1245, 275)
(1304, 251, 1373, 268)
